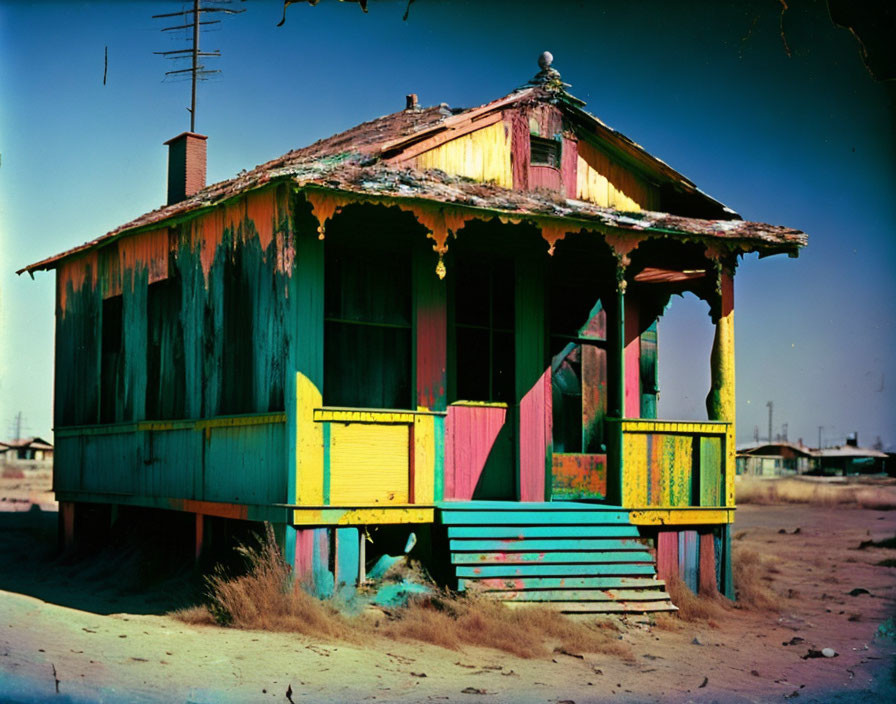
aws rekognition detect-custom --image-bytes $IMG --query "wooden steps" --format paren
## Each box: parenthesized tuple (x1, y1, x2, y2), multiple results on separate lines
(438, 501, 676, 614)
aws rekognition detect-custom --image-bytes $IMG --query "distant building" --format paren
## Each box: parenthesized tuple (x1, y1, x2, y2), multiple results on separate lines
(736, 441, 816, 476)
(813, 445, 888, 476)
(0, 437, 54, 469)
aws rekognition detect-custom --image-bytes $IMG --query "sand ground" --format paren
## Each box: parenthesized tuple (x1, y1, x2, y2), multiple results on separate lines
(1, 471, 894, 704)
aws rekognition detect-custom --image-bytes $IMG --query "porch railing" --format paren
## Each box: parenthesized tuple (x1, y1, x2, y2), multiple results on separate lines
(608, 419, 733, 521)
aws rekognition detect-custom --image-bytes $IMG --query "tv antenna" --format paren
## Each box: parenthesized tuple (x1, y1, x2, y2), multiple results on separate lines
(153, 1, 245, 132)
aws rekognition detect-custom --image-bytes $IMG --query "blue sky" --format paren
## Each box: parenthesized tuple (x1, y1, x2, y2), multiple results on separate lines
(1, 0, 893, 449)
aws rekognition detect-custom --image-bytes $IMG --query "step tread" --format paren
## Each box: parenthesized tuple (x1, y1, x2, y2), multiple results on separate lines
(456, 563, 656, 578)
(451, 551, 655, 565)
(459, 576, 666, 591)
(449, 538, 646, 552)
(447, 526, 640, 539)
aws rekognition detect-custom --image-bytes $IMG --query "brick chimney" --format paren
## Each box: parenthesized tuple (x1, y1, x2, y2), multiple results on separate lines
(164, 132, 207, 205)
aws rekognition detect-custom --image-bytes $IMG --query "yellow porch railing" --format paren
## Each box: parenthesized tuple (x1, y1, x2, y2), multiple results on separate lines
(608, 418, 734, 525)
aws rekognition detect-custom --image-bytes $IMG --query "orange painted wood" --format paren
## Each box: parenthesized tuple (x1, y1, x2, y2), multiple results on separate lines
(655, 530, 678, 583)
(699, 530, 718, 594)
(509, 112, 530, 191)
(445, 404, 508, 500)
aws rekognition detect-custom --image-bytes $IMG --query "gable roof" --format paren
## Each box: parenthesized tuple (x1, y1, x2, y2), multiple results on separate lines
(19, 83, 807, 275)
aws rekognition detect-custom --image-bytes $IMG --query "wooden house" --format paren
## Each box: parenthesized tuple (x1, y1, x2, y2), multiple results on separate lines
(20, 56, 806, 612)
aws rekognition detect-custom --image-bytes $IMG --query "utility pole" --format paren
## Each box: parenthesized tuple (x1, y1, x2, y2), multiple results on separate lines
(766, 401, 773, 444)
(818, 425, 823, 449)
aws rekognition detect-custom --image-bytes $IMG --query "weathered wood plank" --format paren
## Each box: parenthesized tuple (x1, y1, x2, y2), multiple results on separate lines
(459, 576, 665, 591)
(449, 538, 644, 552)
(456, 563, 655, 578)
(451, 550, 655, 565)
(515, 600, 677, 613)
(447, 525, 640, 539)
(488, 588, 671, 602)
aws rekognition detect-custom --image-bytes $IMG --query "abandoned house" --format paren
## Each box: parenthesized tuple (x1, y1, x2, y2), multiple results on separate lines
(20, 55, 806, 612)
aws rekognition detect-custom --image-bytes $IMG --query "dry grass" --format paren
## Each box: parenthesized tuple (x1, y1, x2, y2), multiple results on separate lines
(378, 594, 632, 660)
(663, 576, 729, 624)
(732, 546, 781, 611)
(736, 477, 896, 509)
(175, 524, 355, 641)
(173, 524, 633, 660)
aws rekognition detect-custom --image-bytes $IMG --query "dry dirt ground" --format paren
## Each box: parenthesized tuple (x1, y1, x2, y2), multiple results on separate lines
(1, 472, 894, 704)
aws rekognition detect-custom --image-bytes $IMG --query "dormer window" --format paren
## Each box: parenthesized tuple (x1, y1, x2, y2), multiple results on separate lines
(530, 135, 561, 168)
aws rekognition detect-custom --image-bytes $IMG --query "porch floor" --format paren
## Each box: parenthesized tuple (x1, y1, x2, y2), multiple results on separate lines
(436, 501, 676, 613)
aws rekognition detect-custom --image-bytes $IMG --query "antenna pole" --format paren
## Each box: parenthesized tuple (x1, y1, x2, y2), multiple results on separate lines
(191, 0, 199, 132)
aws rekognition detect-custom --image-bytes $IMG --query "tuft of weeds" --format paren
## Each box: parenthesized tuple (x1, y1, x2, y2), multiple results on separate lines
(378, 592, 633, 660)
(663, 576, 729, 624)
(177, 524, 355, 641)
(732, 547, 781, 611)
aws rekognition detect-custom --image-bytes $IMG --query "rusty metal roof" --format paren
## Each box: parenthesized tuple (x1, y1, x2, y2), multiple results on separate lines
(19, 86, 807, 274)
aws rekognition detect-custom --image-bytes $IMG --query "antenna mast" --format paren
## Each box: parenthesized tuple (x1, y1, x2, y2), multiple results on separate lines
(153, 1, 244, 132)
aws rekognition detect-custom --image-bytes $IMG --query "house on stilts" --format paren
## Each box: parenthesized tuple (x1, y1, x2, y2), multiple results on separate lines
(20, 55, 806, 613)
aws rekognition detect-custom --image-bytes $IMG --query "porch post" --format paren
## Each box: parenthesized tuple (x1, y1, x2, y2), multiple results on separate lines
(707, 267, 735, 599)
(706, 268, 735, 508)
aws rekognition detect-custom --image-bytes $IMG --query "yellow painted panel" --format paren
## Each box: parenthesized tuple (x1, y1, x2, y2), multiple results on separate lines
(314, 408, 415, 424)
(622, 432, 648, 507)
(413, 414, 435, 504)
(576, 139, 657, 211)
(296, 373, 324, 506)
(415, 122, 513, 188)
(329, 424, 410, 505)
(629, 508, 734, 525)
(292, 507, 434, 526)
(672, 434, 693, 507)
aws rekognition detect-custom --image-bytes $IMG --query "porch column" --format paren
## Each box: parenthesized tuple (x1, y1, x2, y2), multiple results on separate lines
(706, 269, 735, 509)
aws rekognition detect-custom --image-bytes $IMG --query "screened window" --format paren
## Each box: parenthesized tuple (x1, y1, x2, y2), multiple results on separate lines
(453, 258, 515, 403)
(324, 245, 412, 409)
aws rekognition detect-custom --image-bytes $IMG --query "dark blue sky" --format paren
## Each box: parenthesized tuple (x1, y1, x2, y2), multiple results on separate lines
(1, 0, 893, 448)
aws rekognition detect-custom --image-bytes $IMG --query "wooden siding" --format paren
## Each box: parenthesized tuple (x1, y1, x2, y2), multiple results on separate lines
(444, 403, 508, 501)
(576, 139, 658, 211)
(55, 414, 287, 506)
(414, 121, 513, 188)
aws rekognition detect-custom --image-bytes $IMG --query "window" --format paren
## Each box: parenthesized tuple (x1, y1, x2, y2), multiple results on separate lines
(452, 258, 515, 403)
(324, 245, 412, 409)
(530, 136, 561, 168)
(146, 276, 185, 420)
(100, 295, 123, 424)
(219, 247, 255, 415)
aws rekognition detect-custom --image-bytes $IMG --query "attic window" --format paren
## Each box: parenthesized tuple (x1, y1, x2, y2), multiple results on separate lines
(530, 136, 561, 168)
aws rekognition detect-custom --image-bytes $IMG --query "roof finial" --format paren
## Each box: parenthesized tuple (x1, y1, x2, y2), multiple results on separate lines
(529, 50, 569, 91)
